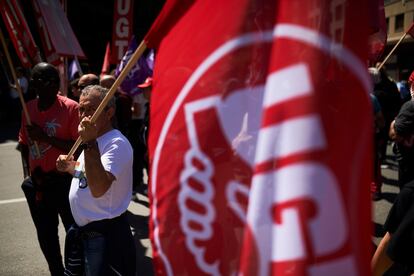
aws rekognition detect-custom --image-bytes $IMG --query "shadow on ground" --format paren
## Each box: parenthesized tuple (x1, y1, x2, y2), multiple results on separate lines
(382, 176, 399, 187)
(126, 210, 153, 276)
(381, 192, 398, 204)
(373, 222, 385, 238)
(0, 121, 19, 143)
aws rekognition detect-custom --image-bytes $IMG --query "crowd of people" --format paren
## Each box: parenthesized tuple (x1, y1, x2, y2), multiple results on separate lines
(15, 62, 150, 275)
(368, 67, 414, 275)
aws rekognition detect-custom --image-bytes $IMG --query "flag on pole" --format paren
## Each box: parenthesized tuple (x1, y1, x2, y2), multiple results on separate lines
(101, 42, 112, 77)
(407, 22, 414, 38)
(0, 0, 40, 68)
(368, 0, 387, 65)
(31, 0, 85, 64)
(110, 0, 134, 64)
(115, 36, 153, 96)
(146, 0, 372, 275)
(68, 59, 81, 80)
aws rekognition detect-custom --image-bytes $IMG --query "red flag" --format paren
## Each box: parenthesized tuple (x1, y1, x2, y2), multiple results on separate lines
(148, 1, 372, 275)
(101, 42, 111, 77)
(0, 0, 40, 68)
(368, 0, 387, 65)
(31, 0, 85, 64)
(110, 0, 134, 64)
(407, 22, 414, 38)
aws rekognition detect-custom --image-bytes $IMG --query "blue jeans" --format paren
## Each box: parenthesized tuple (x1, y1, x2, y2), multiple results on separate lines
(79, 213, 136, 276)
(83, 235, 106, 276)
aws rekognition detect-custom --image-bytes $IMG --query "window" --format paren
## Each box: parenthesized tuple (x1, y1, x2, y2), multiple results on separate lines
(395, 13, 404, 33)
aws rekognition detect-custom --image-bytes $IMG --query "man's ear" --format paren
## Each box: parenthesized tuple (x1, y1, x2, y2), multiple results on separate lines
(106, 106, 115, 120)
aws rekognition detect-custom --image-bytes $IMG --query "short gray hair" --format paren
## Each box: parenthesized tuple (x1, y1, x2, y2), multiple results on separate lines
(81, 85, 116, 109)
(368, 67, 381, 85)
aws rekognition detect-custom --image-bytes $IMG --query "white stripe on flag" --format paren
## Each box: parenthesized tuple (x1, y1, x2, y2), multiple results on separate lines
(263, 63, 312, 107)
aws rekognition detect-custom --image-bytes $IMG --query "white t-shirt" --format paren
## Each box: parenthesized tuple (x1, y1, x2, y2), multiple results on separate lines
(69, 129, 133, 226)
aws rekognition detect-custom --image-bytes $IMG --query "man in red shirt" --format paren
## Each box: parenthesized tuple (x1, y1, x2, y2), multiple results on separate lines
(19, 62, 79, 276)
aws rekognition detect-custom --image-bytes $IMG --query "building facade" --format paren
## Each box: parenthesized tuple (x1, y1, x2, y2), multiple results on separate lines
(384, 0, 414, 80)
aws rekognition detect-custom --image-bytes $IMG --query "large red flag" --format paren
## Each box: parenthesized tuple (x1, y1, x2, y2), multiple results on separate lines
(0, 0, 40, 68)
(147, 1, 372, 275)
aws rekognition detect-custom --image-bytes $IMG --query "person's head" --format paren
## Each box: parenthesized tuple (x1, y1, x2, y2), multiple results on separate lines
(79, 85, 116, 136)
(408, 70, 414, 100)
(137, 77, 153, 100)
(99, 74, 116, 89)
(368, 67, 381, 87)
(30, 62, 60, 100)
(394, 101, 414, 147)
(76, 74, 99, 97)
(16, 67, 25, 78)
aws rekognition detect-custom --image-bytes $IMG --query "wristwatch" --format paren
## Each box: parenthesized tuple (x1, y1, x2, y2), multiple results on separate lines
(80, 140, 97, 151)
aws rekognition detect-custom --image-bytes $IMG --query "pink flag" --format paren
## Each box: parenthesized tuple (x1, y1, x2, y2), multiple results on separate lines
(147, 1, 372, 275)
(0, 0, 40, 68)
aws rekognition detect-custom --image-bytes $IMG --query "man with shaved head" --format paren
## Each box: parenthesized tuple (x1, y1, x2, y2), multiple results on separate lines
(72, 73, 100, 101)
(19, 62, 79, 275)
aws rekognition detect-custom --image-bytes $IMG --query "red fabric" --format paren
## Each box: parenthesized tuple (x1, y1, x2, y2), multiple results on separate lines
(148, 0, 372, 275)
(368, 0, 387, 65)
(143, 0, 195, 49)
(409, 70, 414, 84)
(110, 0, 134, 64)
(0, 0, 39, 68)
(31, 0, 85, 64)
(407, 22, 414, 39)
(101, 42, 111, 77)
(19, 95, 79, 173)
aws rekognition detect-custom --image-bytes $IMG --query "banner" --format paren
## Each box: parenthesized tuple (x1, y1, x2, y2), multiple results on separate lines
(115, 36, 153, 96)
(31, 0, 85, 65)
(110, 0, 134, 64)
(0, 0, 40, 68)
(147, 0, 372, 275)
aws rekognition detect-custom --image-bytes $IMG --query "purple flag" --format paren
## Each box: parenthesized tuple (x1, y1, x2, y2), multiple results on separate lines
(115, 36, 154, 96)
(68, 59, 81, 80)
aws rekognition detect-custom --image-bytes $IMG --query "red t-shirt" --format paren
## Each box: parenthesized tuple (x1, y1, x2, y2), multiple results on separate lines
(19, 95, 79, 173)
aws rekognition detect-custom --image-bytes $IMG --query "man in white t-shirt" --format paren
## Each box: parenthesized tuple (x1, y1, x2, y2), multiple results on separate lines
(56, 85, 135, 275)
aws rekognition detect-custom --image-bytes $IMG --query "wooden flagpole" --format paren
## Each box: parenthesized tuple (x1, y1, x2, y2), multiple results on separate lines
(66, 40, 148, 158)
(0, 28, 41, 158)
(377, 32, 407, 70)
